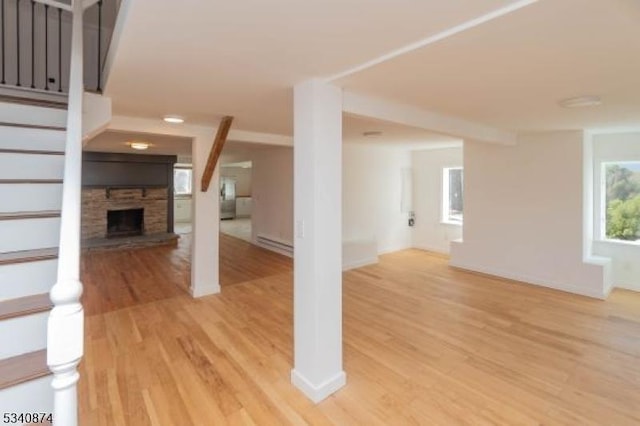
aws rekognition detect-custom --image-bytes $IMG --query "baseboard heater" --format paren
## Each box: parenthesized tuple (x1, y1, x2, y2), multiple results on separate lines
(256, 234, 293, 256)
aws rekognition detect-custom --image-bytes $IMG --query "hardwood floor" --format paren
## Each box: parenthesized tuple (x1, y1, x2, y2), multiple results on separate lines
(82, 233, 292, 315)
(79, 238, 640, 425)
(82, 238, 190, 316)
(218, 233, 291, 287)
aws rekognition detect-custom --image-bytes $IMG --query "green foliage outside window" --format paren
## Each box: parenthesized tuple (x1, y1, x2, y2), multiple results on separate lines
(605, 164, 640, 241)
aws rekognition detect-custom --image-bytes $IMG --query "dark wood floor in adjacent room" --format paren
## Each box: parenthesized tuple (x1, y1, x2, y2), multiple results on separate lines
(79, 232, 640, 425)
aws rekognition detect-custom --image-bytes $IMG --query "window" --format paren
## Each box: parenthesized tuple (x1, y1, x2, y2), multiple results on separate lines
(603, 162, 640, 242)
(442, 167, 463, 224)
(174, 167, 193, 196)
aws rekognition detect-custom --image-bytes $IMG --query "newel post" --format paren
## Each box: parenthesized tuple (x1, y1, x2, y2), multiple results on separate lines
(46, 0, 85, 425)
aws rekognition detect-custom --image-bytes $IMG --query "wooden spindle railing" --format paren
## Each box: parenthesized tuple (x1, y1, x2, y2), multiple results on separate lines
(0, 0, 115, 93)
(96, 0, 102, 92)
(44, 3, 49, 89)
(15, 0, 20, 86)
(1, 0, 6, 85)
(30, 0, 34, 88)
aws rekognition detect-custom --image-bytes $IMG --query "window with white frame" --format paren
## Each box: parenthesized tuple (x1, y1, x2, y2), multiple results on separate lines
(174, 166, 193, 196)
(602, 161, 640, 242)
(442, 167, 463, 224)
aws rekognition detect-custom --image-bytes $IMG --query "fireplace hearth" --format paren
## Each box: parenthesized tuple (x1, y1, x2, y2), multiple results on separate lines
(107, 208, 144, 238)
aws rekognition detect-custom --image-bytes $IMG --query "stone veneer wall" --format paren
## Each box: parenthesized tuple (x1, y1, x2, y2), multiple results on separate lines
(82, 187, 169, 240)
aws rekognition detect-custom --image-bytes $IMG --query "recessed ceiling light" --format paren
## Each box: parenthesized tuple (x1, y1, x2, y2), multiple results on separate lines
(163, 115, 185, 124)
(559, 96, 602, 108)
(128, 141, 150, 150)
(363, 131, 383, 137)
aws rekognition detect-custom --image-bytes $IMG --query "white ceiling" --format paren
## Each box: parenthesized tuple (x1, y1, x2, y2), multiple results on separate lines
(85, 130, 192, 155)
(87, 114, 453, 158)
(343, 114, 460, 149)
(337, 0, 640, 132)
(105, 0, 640, 136)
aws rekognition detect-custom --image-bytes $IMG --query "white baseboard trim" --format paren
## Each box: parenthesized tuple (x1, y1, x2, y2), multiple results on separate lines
(343, 256, 378, 271)
(291, 369, 346, 404)
(613, 282, 640, 292)
(377, 243, 411, 255)
(449, 259, 607, 300)
(190, 283, 221, 298)
(255, 234, 294, 258)
(254, 241, 294, 258)
(412, 243, 451, 255)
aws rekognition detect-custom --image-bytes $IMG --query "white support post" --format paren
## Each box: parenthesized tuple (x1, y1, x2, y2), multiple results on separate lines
(191, 130, 221, 297)
(291, 79, 346, 403)
(47, 1, 85, 425)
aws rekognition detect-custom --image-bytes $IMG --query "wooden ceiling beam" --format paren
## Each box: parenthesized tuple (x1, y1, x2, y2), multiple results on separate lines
(201, 116, 234, 192)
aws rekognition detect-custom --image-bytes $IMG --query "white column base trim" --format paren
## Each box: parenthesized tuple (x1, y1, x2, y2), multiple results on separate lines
(190, 283, 221, 298)
(291, 369, 346, 403)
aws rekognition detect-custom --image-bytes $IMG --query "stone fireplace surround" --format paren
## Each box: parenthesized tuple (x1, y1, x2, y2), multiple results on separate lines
(82, 187, 169, 240)
(81, 151, 177, 245)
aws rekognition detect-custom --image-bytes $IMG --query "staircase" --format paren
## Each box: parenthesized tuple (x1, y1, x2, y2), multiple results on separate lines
(0, 0, 119, 422)
(0, 100, 67, 415)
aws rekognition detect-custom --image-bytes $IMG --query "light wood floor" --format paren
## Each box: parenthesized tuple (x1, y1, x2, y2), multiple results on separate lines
(79, 235, 640, 425)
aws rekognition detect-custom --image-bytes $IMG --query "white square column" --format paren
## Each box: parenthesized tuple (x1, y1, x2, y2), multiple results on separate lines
(191, 129, 221, 297)
(291, 79, 346, 402)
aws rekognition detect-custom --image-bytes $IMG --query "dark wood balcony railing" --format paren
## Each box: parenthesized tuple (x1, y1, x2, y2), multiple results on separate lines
(0, 0, 116, 95)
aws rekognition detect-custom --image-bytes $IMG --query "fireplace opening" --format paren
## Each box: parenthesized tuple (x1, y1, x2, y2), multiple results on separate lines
(107, 208, 144, 238)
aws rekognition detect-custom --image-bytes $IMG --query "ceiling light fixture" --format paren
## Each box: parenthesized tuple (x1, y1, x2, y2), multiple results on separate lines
(559, 96, 602, 108)
(363, 131, 383, 137)
(128, 141, 150, 150)
(163, 115, 185, 124)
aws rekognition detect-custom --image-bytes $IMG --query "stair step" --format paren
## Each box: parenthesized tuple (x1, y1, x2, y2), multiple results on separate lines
(0, 217, 60, 252)
(0, 99, 67, 128)
(0, 95, 67, 110)
(0, 125, 66, 152)
(0, 248, 58, 266)
(0, 294, 52, 321)
(0, 310, 48, 359)
(0, 85, 68, 110)
(0, 153, 64, 180)
(0, 211, 61, 221)
(0, 179, 62, 184)
(0, 148, 64, 155)
(0, 259, 57, 301)
(0, 121, 64, 130)
(0, 350, 49, 390)
(0, 375, 53, 415)
(0, 183, 62, 214)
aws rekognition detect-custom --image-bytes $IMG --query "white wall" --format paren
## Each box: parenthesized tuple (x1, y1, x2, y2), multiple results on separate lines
(221, 166, 252, 196)
(174, 198, 192, 223)
(251, 146, 294, 245)
(591, 132, 640, 291)
(450, 131, 609, 299)
(248, 142, 413, 265)
(411, 147, 463, 254)
(342, 143, 412, 265)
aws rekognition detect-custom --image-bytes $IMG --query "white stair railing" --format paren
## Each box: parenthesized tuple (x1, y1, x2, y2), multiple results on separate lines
(40, 0, 94, 424)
